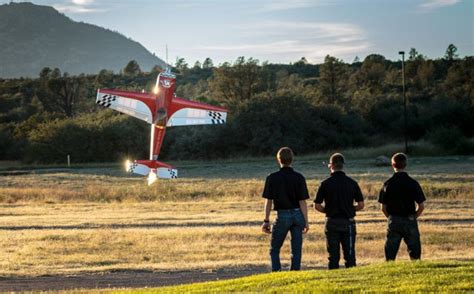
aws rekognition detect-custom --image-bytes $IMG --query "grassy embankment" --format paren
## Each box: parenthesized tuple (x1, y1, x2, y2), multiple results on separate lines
(130, 261, 474, 293)
(0, 153, 472, 277)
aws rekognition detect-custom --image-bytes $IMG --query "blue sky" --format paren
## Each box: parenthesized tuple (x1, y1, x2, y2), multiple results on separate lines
(4, 0, 473, 65)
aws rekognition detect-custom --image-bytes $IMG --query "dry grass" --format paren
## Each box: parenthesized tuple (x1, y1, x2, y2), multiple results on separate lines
(0, 200, 472, 277)
(0, 156, 472, 277)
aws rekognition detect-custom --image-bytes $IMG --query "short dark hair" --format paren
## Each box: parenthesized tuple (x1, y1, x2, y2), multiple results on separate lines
(392, 152, 407, 169)
(330, 153, 345, 169)
(277, 147, 294, 165)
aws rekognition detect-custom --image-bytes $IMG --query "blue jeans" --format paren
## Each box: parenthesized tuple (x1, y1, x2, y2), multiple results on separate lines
(270, 208, 306, 271)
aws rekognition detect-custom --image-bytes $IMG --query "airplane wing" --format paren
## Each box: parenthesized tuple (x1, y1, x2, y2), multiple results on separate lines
(96, 89, 156, 124)
(167, 97, 228, 127)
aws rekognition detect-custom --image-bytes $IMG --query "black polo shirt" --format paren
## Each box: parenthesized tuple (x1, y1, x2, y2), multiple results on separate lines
(314, 171, 364, 218)
(378, 172, 426, 216)
(262, 167, 309, 210)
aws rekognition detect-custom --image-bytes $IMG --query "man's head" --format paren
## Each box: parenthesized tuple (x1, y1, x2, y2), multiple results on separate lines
(277, 147, 294, 167)
(392, 152, 407, 171)
(329, 153, 345, 171)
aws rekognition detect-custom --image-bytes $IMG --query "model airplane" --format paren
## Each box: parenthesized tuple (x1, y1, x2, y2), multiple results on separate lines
(96, 68, 227, 185)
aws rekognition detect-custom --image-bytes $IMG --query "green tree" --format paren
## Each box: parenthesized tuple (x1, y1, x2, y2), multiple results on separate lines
(123, 60, 142, 76)
(209, 57, 260, 107)
(202, 57, 214, 69)
(318, 55, 348, 105)
(444, 44, 459, 61)
(175, 57, 188, 73)
(193, 61, 202, 69)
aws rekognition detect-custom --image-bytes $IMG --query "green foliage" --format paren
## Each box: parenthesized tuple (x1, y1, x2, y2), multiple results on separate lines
(427, 127, 474, 155)
(0, 52, 473, 163)
(146, 261, 474, 293)
(24, 112, 148, 163)
(123, 60, 142, 77)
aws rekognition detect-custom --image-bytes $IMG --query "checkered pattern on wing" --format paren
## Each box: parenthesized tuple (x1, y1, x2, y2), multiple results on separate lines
(96, 94, 117, 108)
(208, 111, 225, 124)
(128, 162, 138, 173)
(168, 169, 178, 179)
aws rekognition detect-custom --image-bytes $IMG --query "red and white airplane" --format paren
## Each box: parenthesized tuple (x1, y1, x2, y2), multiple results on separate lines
(96, 69, 227, 185)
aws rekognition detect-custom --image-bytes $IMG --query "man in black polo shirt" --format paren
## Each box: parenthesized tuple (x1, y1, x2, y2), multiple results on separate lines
(379, 152, 426, 261)
(262, 147, 310, 271)
(314, 153, 364, 269)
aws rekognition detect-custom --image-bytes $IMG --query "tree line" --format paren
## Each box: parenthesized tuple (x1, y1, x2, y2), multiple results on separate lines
(0, 44, 472, 163)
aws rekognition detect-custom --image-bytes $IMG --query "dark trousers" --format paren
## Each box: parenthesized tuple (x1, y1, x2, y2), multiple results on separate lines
(270, 208, 306, 271)
(385, 215, 421, 261)
(325, 218, 356, 269)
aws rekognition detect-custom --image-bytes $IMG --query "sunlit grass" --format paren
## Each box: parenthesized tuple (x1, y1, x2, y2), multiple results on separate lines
(132, 261, 474, 293)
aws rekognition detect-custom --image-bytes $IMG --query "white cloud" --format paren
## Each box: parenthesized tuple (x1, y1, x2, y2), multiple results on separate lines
(259, 0, 330, 11)
(71, 0, 94, 5)
(54, 0, 104, 14)
(418, 0, 460, 11)
(197, 21, 371, 63)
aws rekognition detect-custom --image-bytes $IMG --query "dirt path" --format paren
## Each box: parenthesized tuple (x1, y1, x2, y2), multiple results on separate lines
(0, 266, 269, 291)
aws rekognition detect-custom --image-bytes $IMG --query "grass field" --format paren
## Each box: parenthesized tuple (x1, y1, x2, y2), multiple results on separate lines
(136, 261, 474, 293)
(0, 154, 473, 291)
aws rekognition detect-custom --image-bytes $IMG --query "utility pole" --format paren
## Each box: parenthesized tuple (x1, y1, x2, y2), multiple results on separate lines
(399, 51, 408, 154)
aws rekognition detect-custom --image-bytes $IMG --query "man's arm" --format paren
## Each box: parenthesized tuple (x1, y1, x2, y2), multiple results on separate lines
(416, 202, 425, 218)
(354, 201, 364, 211)
(262, 199, 272, 233)
(314, 202, 325, 214)
(381, 204, 389, 218)
(299, 200, 309, 233)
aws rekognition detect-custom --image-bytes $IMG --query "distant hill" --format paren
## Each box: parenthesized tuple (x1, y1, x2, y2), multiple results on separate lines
(0, 2, 166, 78)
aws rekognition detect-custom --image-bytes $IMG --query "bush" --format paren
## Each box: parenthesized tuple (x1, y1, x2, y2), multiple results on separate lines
(426, 127, 474, 155)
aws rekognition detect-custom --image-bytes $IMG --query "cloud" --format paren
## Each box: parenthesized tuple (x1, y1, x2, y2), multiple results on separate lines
(54, 0, 104, 14)
(259, 0, 330, 12)
(71, 0, 94, 5)
(418, 0, 461, 11)
(197, 21, 370, 63)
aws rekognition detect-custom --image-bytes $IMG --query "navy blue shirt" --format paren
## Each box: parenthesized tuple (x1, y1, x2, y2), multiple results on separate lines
(378, 172, 426, 216)
(262, 167, 309, 210)
(314, 171, 364, 218)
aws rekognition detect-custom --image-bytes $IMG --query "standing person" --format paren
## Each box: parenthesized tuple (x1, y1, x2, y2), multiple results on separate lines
(379, 152, 426, 261)
(314, 153, 364, 270)
(262, 147, 310, 272)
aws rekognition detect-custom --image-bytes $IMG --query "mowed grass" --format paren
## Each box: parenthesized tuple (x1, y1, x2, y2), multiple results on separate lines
(0, 156, 472, 278)
(126, 261, 474, 293)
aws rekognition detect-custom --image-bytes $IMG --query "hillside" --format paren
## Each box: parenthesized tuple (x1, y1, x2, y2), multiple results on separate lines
(0, 2, 166, 78)
(150, 261, 473, 293)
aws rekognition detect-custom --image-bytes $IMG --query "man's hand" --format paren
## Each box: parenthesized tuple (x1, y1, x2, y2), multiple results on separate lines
(303, 223, 309, 234)
(261, 221, 271, 234)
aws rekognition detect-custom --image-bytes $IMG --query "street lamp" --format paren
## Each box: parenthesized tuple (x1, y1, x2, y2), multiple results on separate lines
(399, 51, 408, 154)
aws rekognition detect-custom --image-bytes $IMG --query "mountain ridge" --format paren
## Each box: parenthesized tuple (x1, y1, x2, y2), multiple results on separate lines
(0, 2, 166, 78)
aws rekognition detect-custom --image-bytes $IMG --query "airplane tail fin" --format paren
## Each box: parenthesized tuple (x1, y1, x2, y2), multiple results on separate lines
(125, 159, 177, 185)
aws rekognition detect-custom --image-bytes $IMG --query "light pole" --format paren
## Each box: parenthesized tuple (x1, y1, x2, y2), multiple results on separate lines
(398, 51, 408, 154)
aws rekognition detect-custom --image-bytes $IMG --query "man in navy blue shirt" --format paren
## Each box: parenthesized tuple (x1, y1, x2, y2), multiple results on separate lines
(262, 147, 310, 271)
(379, 153, 426, 261)
(314, 153, 364, 269)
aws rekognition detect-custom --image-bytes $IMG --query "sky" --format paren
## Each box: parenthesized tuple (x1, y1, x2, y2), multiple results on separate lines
(3, 0, 474, 65)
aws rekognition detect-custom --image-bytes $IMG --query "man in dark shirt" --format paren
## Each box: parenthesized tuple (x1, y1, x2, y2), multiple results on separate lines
(262, 147, 310, 271)
(378, 152, 426, 261)
(314, 153, 364, 269)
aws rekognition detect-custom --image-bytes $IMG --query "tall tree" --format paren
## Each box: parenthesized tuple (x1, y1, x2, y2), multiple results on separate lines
(202, 58, 214, 69)
(175, 57, 188, 73)
(444, 44, 459, 61)
(318, 55, 348, 105)
(46, 73, 85, 117)
(123, 60, 142, 76)
(209, 57, 260, 106)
